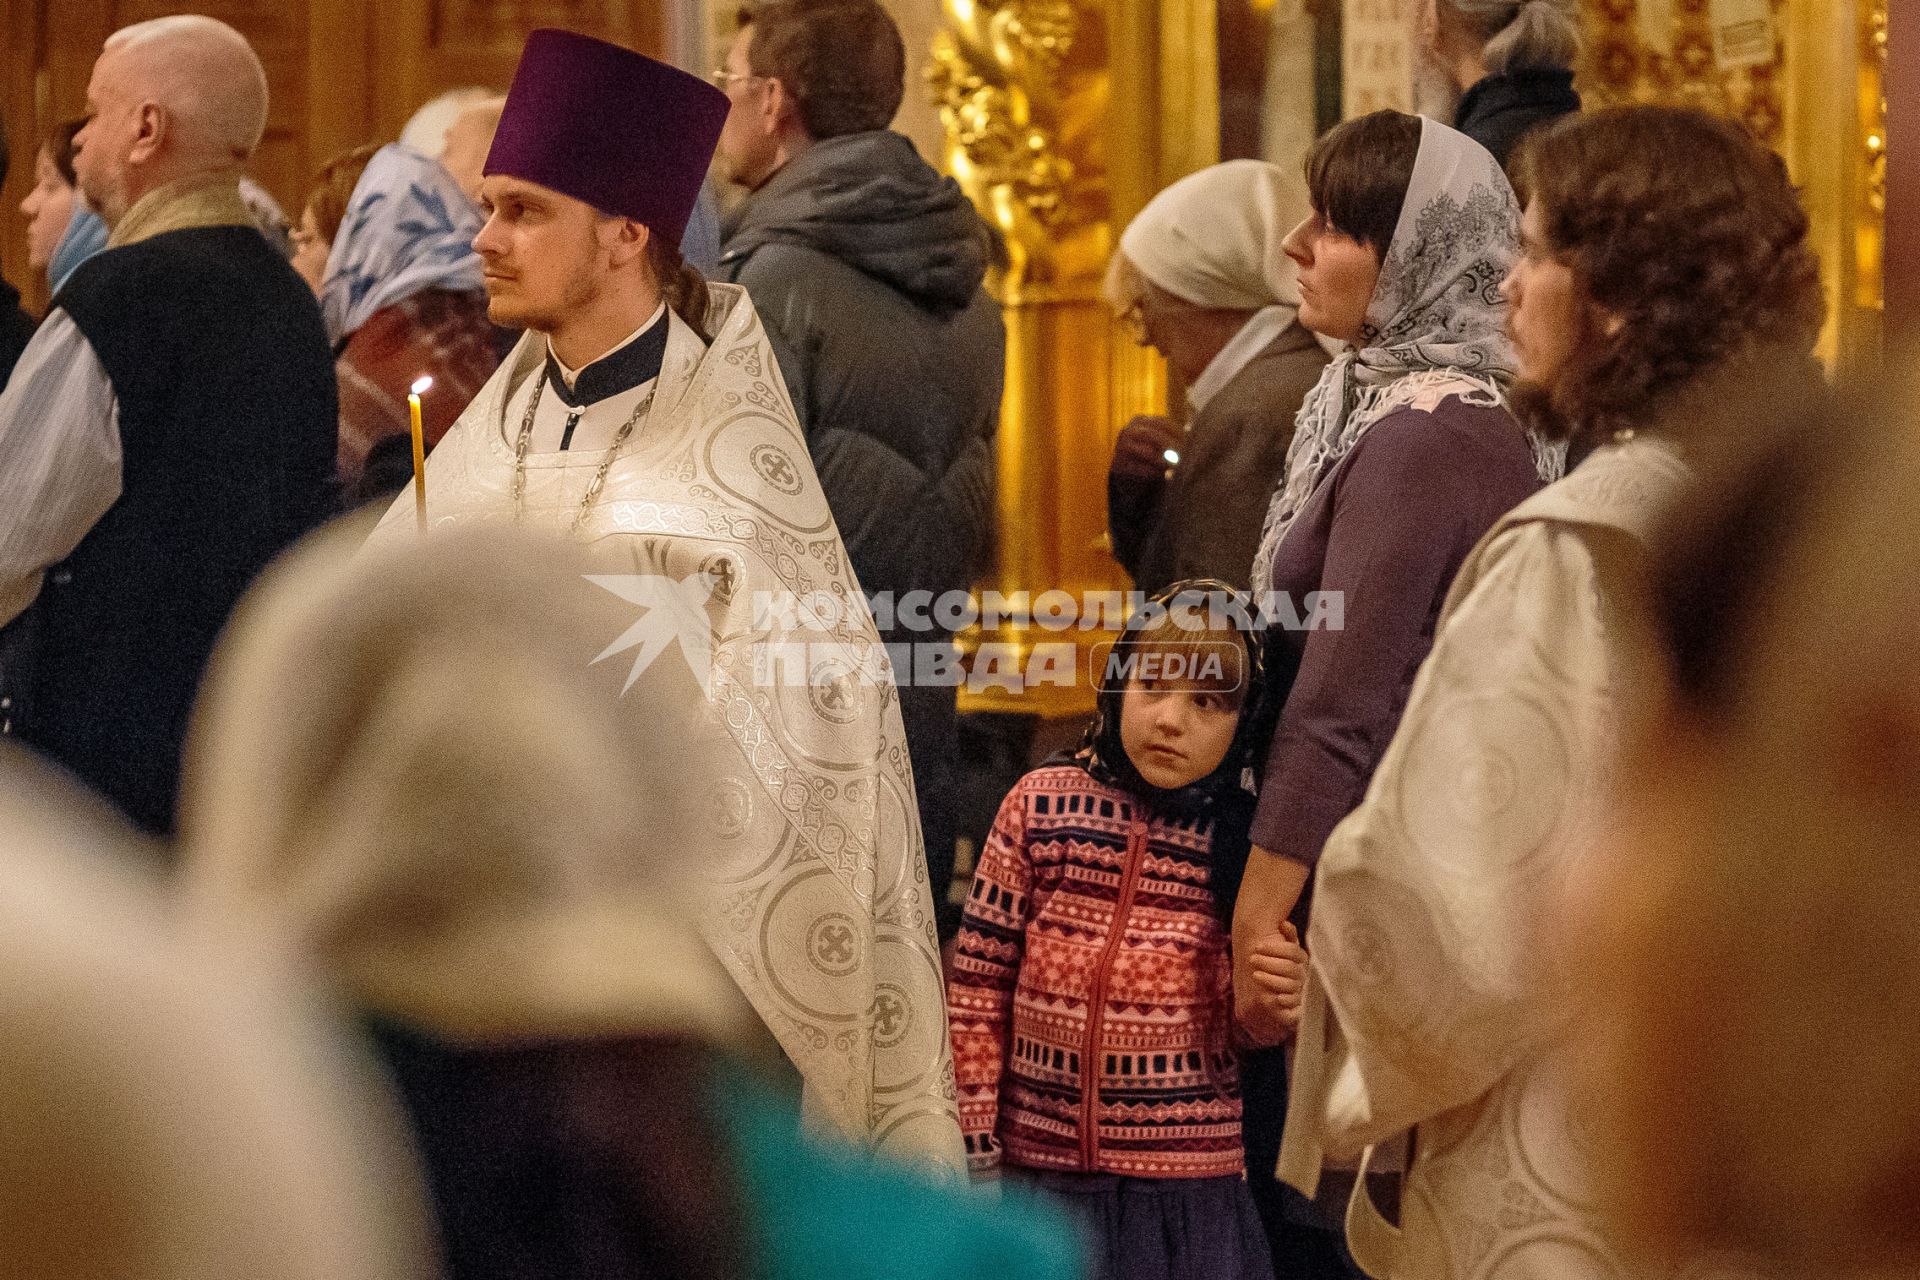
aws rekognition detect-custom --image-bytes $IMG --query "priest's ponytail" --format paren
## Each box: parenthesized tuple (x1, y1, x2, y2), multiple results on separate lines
(646, 233, 713, 343)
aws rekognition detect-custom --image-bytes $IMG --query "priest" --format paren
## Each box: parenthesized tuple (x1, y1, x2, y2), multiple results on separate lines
(368, 29, 964, 1172)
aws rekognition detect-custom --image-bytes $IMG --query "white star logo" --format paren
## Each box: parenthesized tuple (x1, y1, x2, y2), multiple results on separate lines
(584, 573, 718, 693)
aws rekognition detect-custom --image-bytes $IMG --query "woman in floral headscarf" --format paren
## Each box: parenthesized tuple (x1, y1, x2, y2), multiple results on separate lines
(1225, 110, 1556, 1277)
(291, 143, 499, 506)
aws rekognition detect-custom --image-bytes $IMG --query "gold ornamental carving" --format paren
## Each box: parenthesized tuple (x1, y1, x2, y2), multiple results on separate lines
(1580, 0, 1885, 363)
(1859, 0, 1886, 314)
(928, 0, 1112, 294)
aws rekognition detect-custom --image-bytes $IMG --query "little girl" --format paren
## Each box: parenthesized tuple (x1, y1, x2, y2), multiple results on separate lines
(948, 581, 1308, 1280)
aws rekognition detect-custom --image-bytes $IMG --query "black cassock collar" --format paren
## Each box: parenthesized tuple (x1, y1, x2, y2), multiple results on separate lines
(543, 308, 669, 410)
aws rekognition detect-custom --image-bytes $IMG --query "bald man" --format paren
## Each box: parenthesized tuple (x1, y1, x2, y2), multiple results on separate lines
(0, 15, 337, 836)
(398, 85, 496, 159)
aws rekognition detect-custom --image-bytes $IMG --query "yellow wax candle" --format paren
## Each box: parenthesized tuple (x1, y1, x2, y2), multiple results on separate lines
(409, 375, 433, 532)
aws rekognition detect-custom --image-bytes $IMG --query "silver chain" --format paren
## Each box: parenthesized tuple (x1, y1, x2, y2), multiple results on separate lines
(511, 374, 656, 536)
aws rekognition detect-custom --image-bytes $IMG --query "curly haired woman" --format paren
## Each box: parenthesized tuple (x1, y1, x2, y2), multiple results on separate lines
(1263, 105, 1825, 1280)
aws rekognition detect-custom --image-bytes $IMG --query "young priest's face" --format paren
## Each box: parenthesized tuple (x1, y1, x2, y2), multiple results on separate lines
(473, 175, 618, 332)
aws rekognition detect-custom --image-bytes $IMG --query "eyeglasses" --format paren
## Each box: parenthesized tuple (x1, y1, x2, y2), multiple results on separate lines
(709, 69, 769, 89)
(1118, 294, 1212, 346)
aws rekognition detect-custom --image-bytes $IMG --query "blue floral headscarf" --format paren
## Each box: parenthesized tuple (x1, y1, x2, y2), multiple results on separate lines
(319, 143, 485, 347)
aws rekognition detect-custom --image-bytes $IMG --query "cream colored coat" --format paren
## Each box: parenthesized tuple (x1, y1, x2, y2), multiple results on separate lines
(1278, 438, 1711, 1279)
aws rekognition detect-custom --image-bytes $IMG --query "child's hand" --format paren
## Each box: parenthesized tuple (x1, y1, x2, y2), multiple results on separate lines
(1235, 922, 1308, 1047)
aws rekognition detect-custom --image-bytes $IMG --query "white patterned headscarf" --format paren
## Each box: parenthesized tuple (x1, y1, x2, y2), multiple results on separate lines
(319, 143, 485, 347)
(1251, 115, 1561, 591)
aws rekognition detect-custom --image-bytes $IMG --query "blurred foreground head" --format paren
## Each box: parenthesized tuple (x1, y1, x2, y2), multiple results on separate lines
(178, 524, 750, 1045)
(0, 753, 429, 1280)
(178, 525, 762, 1278)
(1566, 364, 1920, 1271)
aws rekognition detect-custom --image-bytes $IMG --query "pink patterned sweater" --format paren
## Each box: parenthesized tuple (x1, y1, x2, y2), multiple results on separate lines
(947, 764, 1245, 1179)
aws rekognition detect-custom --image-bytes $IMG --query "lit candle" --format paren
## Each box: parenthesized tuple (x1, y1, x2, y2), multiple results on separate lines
(409, 375, 433, 532)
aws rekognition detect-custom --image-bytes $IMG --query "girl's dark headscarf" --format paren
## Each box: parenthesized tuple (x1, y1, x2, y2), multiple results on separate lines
(1063, 578, 1274, 918)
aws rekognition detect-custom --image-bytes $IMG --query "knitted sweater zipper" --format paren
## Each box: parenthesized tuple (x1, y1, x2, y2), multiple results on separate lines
(1080, 807, 1149, 1171)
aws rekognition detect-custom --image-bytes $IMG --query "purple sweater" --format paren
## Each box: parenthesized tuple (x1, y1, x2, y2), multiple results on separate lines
(1253, 395, 1541, 862)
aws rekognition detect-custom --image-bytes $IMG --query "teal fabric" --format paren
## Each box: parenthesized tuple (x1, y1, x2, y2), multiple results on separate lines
(717, 1070, 1084, 1280)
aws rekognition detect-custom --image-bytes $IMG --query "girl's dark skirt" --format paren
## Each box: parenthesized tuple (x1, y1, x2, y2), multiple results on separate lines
(1006, 1167, 1276, 1280)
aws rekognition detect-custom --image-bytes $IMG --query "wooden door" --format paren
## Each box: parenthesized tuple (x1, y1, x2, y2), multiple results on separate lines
(0, 0, 41, 305)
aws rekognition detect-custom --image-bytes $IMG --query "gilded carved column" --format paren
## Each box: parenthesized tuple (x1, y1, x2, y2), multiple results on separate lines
(1862, 0, 1886, 316)
(928, 0, 1105, 291)
(1884, 0, 1917, 338)
(929, 0, 1208, 714)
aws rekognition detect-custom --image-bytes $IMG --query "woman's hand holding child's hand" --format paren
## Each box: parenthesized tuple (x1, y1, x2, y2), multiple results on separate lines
(1234, 922, 1308, 1048)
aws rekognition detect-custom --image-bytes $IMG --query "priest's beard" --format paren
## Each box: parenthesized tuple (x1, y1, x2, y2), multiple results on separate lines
(1508, 374, 1572, 445)
(486, 242, 605, 337)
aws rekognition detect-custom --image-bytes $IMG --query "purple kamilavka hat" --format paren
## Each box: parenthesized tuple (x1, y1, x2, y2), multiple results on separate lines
(483, 29, 730, 247)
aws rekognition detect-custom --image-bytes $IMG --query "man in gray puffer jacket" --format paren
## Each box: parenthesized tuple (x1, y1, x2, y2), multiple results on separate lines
(716, 0, 1004, 938)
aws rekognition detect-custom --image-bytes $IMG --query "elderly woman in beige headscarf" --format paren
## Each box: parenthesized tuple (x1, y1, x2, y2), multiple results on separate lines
(0, 751, 430, 1280)
(1104, 159, 1332, 595)
(174, 526, 1081, 1280)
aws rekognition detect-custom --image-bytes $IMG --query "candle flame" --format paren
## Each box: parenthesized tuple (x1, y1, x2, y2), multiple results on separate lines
(410, 375, 434, 396)
(1162, 448, 1180, 466)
